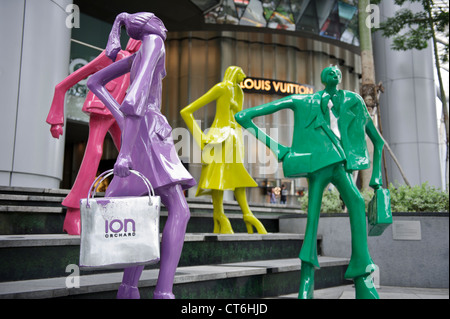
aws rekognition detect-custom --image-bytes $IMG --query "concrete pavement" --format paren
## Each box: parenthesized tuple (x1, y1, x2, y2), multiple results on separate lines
(274, 285, 449, 299)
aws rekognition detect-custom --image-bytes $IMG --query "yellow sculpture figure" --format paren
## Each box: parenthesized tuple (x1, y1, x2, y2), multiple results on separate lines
(181, 66, 267, 234)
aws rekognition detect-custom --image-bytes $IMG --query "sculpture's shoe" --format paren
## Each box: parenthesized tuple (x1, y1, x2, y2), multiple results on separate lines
(354, 275, 379, 299)
(117, 284, 141, 299)
(153, 291, 175, 299)
(243, 214, 267, 234)
(213, 214, 234, 234)
(298, 262, 315, 299)
(63, 207, 81, 235)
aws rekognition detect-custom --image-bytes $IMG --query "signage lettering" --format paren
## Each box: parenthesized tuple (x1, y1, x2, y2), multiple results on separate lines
(104, 219, 136, 238)
(240, 77, 314, 96)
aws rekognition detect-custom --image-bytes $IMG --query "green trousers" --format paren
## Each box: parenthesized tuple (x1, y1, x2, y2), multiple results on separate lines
(300, 162, 375, 279)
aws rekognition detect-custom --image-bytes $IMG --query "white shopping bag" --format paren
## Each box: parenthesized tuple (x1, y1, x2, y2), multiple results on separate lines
(79, 169, 161, 270)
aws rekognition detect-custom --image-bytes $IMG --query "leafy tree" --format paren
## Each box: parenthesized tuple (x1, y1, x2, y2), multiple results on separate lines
(374, 0, 448, 62)
(372, 0, 449, 186)
(358, 0, 411, 188)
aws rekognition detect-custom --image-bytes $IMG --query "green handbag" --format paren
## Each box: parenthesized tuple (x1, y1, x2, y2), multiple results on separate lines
(368, 188, 392, 236)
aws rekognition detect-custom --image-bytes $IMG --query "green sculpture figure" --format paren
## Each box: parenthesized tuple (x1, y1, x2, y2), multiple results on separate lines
(235, 66, 385, 299)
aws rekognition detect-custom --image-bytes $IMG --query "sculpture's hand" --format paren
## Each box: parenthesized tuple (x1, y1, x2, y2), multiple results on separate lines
(369, 174, 382, 190)
(114, 154, 132, 177)
(277, 144, 290, 162)
(106, 45, 121, 62)
(50, 124, 63, 139)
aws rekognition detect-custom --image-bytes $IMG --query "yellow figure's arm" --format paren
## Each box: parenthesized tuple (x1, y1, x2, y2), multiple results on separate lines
(180, 84, 225, 149)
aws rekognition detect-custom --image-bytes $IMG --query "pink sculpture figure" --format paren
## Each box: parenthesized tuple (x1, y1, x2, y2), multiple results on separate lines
(87, 12, 196, 299)
(46, 39, 141, 235)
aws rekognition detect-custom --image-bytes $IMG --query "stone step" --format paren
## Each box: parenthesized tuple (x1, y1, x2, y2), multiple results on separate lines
(0, 186, 303, 214)
(0, 186, 304, 235)
(0, 185, 302, 213)
(0, 186, 69, 197)
(0, 205, 63, 213)
(0, 256, 350, 299)
(0, 208, 283, 235)
(0, 233, 317, 282)
(270, 285, 450, 299)
(0, 194, 64, 205)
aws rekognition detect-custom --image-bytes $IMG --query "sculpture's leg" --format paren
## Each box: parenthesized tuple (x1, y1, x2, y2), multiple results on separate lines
(331, 166, 379, 299)
(211, 189, 234, 234)
(298, 261, 315, 299)
(234, 187, 267, 234)
(62, 115, 116, 235)
(117, 265, 145, 299)
(298, 166, 332, 299)
(153, 184, 190, 299)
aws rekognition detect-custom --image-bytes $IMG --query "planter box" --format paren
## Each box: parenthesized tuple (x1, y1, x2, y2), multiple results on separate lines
(280, 212, 449, 288)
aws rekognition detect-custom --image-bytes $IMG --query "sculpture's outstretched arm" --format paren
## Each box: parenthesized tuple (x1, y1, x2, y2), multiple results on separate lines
(235, 96, 294, 161)
(47, 52, 111, 137)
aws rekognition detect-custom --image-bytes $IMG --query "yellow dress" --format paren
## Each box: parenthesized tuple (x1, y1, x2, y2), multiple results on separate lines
(180, 74, 257, 197)
(181, 66, 266, 235)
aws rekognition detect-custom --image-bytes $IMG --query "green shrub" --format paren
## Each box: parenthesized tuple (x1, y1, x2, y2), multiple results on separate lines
(299, 188, 344, 213)
(388, 182, 449, 212)
(298, 183, 449, 213)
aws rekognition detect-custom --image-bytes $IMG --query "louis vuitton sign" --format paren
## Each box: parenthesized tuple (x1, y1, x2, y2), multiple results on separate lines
(240, 77, 314, 96)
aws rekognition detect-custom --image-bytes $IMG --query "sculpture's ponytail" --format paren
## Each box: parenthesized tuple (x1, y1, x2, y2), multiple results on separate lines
(106, 12, 128, 61)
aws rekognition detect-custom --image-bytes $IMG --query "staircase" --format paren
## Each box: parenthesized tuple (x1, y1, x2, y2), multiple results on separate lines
(0, 186, 350, 299)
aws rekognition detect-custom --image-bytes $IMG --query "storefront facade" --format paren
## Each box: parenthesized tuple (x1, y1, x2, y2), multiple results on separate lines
(163, 29, 362, 203)
(1, 0, 442, 204)
(61, 0, 363, 204)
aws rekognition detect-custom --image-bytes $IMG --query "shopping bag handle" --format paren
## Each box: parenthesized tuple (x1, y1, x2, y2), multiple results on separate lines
(86, 169, 156, 207)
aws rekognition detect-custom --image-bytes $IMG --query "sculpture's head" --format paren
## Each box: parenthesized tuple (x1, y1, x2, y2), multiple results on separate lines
(106, 12, 167, 60)
(321, 65, 342, 87)
(223, 66, 246, 84)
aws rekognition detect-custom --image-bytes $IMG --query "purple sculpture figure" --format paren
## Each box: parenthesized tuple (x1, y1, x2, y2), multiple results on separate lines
(47, 39, 141, 235)
(87, 12, 196, 299)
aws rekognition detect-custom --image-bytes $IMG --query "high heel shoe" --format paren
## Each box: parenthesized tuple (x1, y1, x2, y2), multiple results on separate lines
(354, 275, 379, 299)
(63, 207, 81, 235)
(243, 214, 267, 234)
(213, 214, 234, 234)
(117, 283, 141, 299)
(153, 291, 175, 299)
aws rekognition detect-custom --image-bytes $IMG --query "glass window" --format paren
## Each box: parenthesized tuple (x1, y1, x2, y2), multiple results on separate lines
(240, 0, 266, 27)
(190, 0, 360, 46)
(264, 0, 296, 31)
(205, 0, 239, 24)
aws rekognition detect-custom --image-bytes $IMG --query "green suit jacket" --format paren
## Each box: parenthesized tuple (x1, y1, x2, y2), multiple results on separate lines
(235, 90, 384, 187)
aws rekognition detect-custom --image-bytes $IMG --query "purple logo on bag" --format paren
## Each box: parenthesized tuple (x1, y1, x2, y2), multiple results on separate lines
(104, 219, 136, 238)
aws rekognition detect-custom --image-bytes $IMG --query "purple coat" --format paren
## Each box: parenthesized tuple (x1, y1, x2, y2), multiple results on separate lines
(88, 33, 195, 197)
